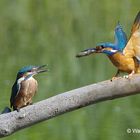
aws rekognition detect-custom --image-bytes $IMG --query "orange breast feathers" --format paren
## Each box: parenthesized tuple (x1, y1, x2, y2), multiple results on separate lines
(14, 78, 38, 109)
(108, 52, 139, 73)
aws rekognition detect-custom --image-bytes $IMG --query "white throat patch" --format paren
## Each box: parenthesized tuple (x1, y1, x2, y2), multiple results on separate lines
(17, 77, 25, 84)
(110, 50, 118, 53)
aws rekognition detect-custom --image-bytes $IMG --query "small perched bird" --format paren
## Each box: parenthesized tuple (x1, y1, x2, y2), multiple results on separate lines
(76, 11, 140, 79)
(10, 65, 47, 111)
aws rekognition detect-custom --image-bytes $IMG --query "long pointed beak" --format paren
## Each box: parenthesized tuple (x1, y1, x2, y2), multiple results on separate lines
(76, 48, 96, 57)
(35, 65, 48, 74)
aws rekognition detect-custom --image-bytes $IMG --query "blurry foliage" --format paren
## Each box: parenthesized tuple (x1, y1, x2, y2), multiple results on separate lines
(0, 0, 139, 140)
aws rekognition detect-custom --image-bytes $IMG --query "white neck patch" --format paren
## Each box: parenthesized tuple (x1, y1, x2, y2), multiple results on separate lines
(17, 77, 25, 84)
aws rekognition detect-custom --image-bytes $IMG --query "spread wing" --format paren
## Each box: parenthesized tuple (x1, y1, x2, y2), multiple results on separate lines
(123, 11, 140, 60)
(114, 22, 127, 51)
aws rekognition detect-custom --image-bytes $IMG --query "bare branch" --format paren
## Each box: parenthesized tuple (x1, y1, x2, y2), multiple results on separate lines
(0, 74, 140, 137)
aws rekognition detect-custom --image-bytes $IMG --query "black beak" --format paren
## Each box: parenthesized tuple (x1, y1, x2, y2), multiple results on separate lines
(36, 65, 48, 74)
(76, 48, 96, 57)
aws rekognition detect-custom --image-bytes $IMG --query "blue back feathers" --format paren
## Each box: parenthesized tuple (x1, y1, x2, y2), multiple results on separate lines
(10, 82, 19, 107)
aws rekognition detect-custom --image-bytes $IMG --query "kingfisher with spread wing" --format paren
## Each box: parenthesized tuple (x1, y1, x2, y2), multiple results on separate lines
(76, 11, 140, 79)
(10, 65, 47, 111)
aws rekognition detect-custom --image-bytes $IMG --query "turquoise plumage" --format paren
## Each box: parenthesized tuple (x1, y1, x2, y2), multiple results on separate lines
(76, 22, 126, 57)
(10, 65, 47, 111)
(76, 11, 140, 79)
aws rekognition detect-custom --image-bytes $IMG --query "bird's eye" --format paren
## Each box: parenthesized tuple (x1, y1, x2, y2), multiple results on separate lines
(96, 46, 104, 50)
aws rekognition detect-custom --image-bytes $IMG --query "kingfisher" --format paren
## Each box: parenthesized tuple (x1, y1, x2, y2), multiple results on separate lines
(10, 65, 47, 111)
(76, 11, 140, 79)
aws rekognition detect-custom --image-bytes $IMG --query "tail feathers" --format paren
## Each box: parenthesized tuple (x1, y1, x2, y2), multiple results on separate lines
(131, 11, 140, 34)
(76, 48, 96, 57)
(1, 107, 11, 114)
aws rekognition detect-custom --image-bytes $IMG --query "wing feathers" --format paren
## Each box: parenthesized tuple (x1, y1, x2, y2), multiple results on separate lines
(123, 11, 140, 59)
(131, 11, 140, 35)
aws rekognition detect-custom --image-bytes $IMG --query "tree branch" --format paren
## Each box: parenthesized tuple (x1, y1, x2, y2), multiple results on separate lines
(1, 74, 140, 137)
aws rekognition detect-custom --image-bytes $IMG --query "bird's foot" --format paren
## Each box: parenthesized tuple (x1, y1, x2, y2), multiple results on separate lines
(123, 75, 129, 79)
(123, 74, 134, 80)
(123, 72, 135, 79)
(16, 108, 20, 112)
(26, 102, 33, 106)
(29, 102, 33, 105)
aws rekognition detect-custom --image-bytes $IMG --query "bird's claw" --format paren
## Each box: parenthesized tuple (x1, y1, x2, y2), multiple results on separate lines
(123, 71, 135, 79)
(123, 75, 129, 79)
(123, 74, 134, 79)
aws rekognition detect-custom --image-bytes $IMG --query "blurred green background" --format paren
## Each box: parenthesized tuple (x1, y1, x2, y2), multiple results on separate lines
(0, 0, 140, 140)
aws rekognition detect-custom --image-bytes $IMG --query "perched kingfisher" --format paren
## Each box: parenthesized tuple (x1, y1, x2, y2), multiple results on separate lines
(76, 11, 140, 79)
(10, 65, 47, 111)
